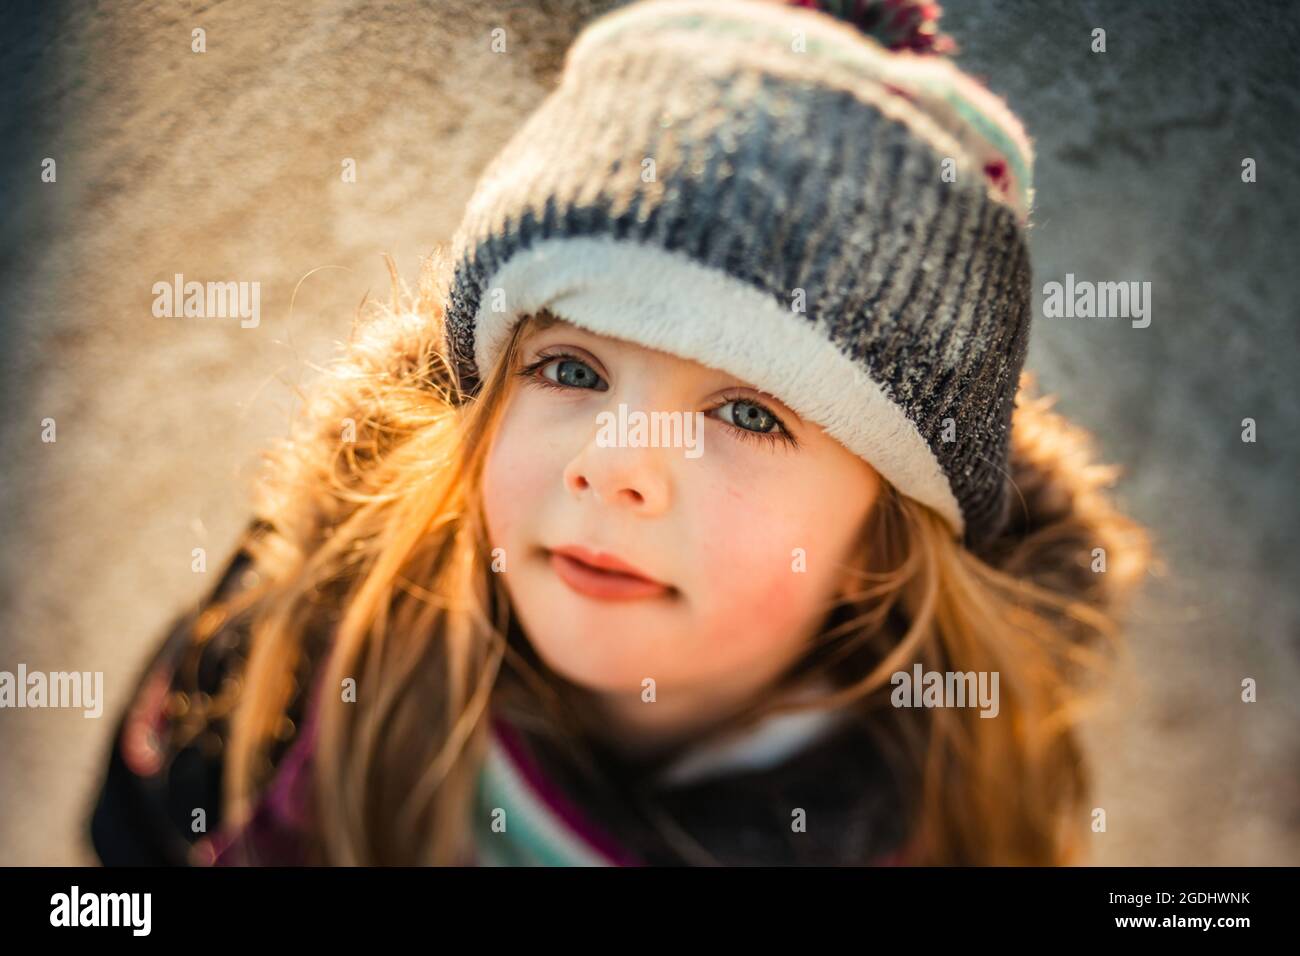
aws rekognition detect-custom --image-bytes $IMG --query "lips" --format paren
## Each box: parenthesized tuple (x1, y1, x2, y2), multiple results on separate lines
(546, 544, 674, 602)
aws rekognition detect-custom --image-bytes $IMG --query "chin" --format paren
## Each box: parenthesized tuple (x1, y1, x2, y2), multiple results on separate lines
(532, 646, 650, 695)
(519, 621, 668, 695)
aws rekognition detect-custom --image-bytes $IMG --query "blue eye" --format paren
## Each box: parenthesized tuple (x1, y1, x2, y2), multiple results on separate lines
(711, 396, 798, 449)
(717, 398, 776, 433)
(518, 352, 608, 391)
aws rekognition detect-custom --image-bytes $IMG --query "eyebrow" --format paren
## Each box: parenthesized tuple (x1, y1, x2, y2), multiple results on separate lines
(530, 308, 567, 331)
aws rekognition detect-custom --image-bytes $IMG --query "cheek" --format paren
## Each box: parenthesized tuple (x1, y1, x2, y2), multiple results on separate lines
(686, 470, 842, 656)
(482, 408, 548, 553)
(717, 556, 822, 642)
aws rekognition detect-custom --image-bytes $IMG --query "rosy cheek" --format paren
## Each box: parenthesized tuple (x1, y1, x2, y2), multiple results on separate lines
(689, 466, 836, 641)
(695, 492, 808, 605)
(690, 554, 818, 674)
(694, 472, 807, 570)
(483, 422, 541, 549)
(748, 556, 820, 628)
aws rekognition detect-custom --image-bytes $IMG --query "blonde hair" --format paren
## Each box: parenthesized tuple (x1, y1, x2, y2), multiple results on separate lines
(187, 249, 1155, 865)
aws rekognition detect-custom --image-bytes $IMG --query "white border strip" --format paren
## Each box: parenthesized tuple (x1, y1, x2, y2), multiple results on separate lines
(472, 237, 963, 537)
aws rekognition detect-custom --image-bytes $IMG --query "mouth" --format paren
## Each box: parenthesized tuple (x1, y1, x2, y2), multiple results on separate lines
(545, 544, 676, 602)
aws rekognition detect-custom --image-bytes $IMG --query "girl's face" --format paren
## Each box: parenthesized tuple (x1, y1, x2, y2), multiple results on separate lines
(482, 319, 881, 742)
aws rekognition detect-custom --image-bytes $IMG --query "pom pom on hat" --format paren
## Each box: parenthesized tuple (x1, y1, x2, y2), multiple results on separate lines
(783, 0, 956, 54)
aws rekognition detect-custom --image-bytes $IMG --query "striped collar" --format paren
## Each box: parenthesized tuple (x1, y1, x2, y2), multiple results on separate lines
(472, 715, 642, 866)
(472, 680, 851, 866)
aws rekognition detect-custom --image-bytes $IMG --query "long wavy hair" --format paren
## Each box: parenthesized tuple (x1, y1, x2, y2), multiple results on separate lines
(190, 248, 1156, 865)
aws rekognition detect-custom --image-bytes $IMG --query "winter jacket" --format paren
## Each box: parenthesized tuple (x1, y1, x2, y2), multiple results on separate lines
(89, 537, 913, 867)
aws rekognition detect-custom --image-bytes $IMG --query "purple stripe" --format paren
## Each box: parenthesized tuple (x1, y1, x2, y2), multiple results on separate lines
(211, 670, 329, 866)
(490, 714, 643, 866)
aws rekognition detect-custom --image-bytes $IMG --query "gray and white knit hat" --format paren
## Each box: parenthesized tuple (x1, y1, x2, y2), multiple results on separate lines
(444, 0, 1035, 550)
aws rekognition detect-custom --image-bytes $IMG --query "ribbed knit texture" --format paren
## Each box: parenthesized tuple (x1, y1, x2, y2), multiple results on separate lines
(444, 0, 1034, 548)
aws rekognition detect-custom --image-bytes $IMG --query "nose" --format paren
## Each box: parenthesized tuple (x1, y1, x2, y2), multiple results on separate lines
(563, 441, 672, 517)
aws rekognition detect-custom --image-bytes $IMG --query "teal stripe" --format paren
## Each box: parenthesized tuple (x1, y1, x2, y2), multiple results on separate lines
(473, 749, 599, 867)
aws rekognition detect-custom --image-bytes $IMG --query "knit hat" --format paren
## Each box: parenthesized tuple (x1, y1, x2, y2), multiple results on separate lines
(443, 0, 1035, 550)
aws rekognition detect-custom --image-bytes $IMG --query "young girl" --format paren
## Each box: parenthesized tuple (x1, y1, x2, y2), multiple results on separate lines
(89, 0, 1154, 867)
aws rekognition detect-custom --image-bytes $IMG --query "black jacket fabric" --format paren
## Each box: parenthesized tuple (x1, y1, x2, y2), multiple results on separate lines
(88, 545, 303, 865)
(510, 702, 912, 866)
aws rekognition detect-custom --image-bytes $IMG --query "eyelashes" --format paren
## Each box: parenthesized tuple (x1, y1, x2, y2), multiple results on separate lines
(516, 351, 607, 394)
(515, 350, 799, 451)
(711, 390, 799, 450)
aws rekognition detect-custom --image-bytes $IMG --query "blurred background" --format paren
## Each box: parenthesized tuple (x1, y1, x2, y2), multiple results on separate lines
(0, 0, 1296, 865)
